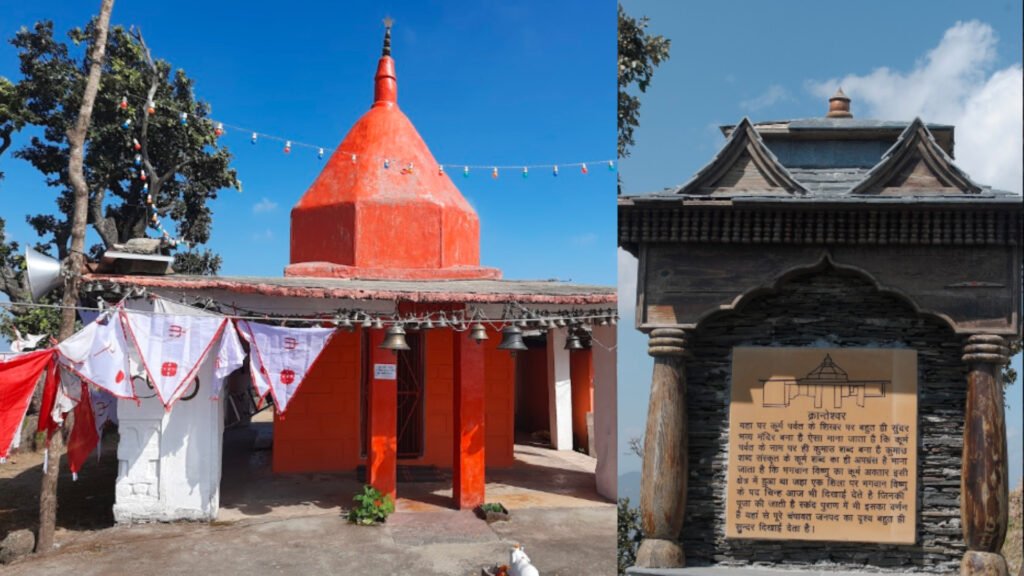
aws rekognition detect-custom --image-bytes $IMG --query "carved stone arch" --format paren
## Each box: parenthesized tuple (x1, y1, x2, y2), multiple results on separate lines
(692, 251, 962, 336)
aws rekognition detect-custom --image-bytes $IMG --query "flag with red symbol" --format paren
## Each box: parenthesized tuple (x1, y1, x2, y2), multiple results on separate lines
(121, 305, 227, 409)
(237, 321, 335, 414)
(56, 311, 136, 399)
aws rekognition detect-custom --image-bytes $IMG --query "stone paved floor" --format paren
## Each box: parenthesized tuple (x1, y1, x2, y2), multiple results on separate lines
(4, 421, 615, 575)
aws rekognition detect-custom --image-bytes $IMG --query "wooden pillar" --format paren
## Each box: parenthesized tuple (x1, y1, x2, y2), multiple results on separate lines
(635, 328, 690, 568)
(453, 328, 485, 509)
(366, 328, 398, 501)
(960, 334, 1010, 576)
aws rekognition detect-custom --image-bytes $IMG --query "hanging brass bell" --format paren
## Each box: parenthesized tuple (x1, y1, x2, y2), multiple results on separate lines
(497, 325, 528, 352)
(564, 331, 584, 351)
(469, 322, 489, 343)
(379, 324, 411, 351)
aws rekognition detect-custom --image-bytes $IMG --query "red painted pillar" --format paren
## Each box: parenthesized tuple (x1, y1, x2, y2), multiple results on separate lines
(570, 348, 594, 453)
(453, 328, 485, 509)
(366, 328, 398, 500)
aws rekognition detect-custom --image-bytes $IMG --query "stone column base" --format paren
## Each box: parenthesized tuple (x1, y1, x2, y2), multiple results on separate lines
(961, 551, 1008, 576)
(635, 538, 685, 568)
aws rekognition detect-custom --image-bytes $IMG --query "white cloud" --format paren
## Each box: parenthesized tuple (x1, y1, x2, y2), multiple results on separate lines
(808, 20, 1022, 194)
(252, 198, 278, 214)
(570, 232, 598, 247)
(251, 229, 273, 242)
(740, 84, 790, 112)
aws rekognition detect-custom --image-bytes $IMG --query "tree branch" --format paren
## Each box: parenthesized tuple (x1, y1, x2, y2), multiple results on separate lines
(130, 27, 164, 196)
(0, 261, 29, 303)
(89, 182, 118, 247)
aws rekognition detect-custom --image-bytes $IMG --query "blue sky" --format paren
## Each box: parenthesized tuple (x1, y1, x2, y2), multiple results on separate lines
(618, 0, 1024, 488)
(0, 0, 616, 285)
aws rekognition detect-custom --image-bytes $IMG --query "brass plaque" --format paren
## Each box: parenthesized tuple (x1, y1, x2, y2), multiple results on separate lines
(725, 348, 918, 544)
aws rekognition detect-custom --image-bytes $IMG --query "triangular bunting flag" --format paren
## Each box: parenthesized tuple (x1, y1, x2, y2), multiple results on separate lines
(57, 311, 136, 399)
(211, 321, 246, 401)
(121, 305, 227, 409)
(237, 321, 335, 415)
(1, 349, 55, 461)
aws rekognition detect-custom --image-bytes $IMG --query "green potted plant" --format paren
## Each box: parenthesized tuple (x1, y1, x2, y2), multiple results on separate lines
(347, 484, 395, 525)
(474, 501, 510, 523)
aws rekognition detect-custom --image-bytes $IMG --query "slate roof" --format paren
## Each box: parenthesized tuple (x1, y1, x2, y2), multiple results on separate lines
(81, 274, 616, 305)
(625, 116, 1019, 204)
(719, 118, 955, 134)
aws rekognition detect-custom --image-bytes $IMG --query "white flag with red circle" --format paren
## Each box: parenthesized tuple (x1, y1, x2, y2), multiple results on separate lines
(237, 321, 335, 415)
(121, 308, 227, 409)
(57, 311, 136, 399)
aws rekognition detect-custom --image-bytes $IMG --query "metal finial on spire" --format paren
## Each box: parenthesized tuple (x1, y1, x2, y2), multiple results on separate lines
(382, 17, 393, 57)
(827, 86, 852, 118)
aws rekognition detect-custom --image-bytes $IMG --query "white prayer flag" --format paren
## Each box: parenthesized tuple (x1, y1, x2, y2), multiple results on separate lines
(237, 321, 335, 414)
(56, 311, 136, 399)
(121, 307, 227, 409)
(211, 321, 246, 400)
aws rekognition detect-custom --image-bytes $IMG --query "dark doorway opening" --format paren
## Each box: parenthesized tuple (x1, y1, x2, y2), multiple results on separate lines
(359, 330, 425, 460)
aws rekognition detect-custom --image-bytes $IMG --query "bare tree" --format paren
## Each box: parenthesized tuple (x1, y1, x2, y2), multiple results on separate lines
(37, 0, 115, 554)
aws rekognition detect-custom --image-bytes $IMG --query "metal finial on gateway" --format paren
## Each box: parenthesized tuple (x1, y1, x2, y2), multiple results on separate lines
(382, 17, 393, 56)
(827, 86, 853, 118)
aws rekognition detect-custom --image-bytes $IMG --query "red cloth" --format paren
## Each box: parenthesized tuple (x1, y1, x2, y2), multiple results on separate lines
(66, 381, 99, 476)
(36, 357, 60, 442)
(0, 349, 54, 459)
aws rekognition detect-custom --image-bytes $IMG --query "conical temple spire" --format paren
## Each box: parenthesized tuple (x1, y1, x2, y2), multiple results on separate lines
(374, 17, 397, 106)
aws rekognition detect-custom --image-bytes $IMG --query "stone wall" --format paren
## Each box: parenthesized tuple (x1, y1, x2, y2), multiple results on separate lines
(683, 266, 966, 572)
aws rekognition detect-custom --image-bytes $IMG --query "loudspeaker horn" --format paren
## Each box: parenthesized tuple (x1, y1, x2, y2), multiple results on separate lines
(25, 247, 63, 301)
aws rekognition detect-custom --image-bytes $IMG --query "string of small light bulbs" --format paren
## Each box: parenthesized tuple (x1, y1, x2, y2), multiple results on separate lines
(115, 93, 614, 248)
(116, 93, 615, 176)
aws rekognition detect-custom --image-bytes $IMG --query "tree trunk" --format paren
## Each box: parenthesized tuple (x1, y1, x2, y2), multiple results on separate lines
(36, 0, 115, 554)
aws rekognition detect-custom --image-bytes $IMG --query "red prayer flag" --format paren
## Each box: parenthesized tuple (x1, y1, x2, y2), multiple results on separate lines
(0, 349, 54, 460)
(66, 381, 99, 478)
(36, 357, 60, 442)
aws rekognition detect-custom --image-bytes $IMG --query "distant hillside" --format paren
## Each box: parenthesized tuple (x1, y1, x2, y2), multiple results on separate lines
(619, 471, 641, 504)
(1005, 482, 1022, 576)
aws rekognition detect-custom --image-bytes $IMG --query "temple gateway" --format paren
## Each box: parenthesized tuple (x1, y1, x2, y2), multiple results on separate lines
(619, 91, 1022, 575)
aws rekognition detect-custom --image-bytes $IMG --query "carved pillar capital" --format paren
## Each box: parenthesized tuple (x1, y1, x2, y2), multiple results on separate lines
(647, 327, 693, 358)
(962, 334, 1010, 366)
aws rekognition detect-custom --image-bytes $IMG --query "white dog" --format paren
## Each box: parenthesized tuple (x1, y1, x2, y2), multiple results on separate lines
(509, 544, 539, 576)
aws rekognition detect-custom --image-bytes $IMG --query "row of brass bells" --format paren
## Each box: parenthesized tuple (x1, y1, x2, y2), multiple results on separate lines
(496, 325, 528, 351)
(379, 324, 411, 351)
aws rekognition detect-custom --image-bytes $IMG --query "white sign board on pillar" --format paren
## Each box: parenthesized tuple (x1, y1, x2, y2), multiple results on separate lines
(373, 364, 397, 380)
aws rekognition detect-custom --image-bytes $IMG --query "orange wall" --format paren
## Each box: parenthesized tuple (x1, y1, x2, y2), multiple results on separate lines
(273, 325, 516, 473)
(483, 332, 515, 467)
(272, 330, 362, 473)
(570, 348, 594, 452)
